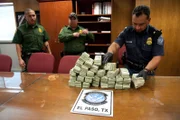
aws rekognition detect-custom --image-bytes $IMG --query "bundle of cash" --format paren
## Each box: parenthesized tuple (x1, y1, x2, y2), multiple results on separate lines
(93, 75, 100, 82)
(92, 81, 100, 87)
(87, 71, 94, 77)
(77, 75, 84, 82)
(97, 69, 106, 77)
(90, 64, 99, 73)
(116, 74, 124, 84)
(73, 65, 81, 74)
(81, 65, 89, 72)
(69, 68, 76, 77)
(75, 81, 82, 87)
(79, 52, 90, 61)
(123, 84, 131, 89)
(120, 68, 130, 78)
(108, 77, 116, 82)
(108, 84, 115, 88)
(104, 62, 116, 71)
(132, 74, 145, 89)
(100, 82, 108, 88)
(83, 82, 90, 88)
(101, 76, 108, 83)
(115, 83, 123, 89)
(84, 58, 94, 68)
(85, 76, 93, 83)
(76, 59, 84, 67)
(79, 70, 87, 77)
(123, 78, 131, 84)
(94, 55, 102, 66)
(107, 70, 116, 78)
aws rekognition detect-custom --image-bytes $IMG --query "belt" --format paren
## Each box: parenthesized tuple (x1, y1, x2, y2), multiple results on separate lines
(23, 50, 44, 56)
(126, 59, 146, 70)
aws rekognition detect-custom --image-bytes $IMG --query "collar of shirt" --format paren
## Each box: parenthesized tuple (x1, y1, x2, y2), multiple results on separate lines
(67, 25, 80, 31)
(132, 25, 150, 34)
(25, 22, 38, 29)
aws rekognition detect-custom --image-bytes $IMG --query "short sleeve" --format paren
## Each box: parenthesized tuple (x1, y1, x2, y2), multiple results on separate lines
(12, 29, 23, 44)
(43, 28, 50, 42)
(152, 35, 164, 56)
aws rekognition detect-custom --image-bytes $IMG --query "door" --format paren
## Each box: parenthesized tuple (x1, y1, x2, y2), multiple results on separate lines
(40, 1, 72, 72)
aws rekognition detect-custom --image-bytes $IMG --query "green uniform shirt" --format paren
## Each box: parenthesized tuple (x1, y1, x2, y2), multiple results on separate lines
(58, 25, 94, 54)
(12, 22, 49, 53)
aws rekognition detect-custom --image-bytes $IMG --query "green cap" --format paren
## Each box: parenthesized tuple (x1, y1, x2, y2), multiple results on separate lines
(69, 12, 78, 19)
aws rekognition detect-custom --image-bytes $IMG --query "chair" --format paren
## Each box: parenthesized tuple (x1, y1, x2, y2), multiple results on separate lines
(27, 53, 55, 73)
(118, 45, 126, 65)
(58, 55, 80, 73)
(0, 54, 12, 72)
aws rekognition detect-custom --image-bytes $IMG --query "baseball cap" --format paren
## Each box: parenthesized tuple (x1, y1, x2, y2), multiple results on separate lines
(69, 12, 78, 19)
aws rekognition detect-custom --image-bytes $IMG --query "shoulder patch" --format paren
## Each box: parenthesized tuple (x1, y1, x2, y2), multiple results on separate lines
(117, 26, 128, 36)
(157, 36, 164, 45)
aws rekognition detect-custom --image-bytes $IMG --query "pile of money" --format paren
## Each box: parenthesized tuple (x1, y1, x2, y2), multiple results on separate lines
(132, 74, 145, 89)
(68, 52, 136, 90)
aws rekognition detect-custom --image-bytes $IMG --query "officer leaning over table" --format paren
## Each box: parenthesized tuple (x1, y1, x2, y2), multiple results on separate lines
(12, 8, 52, 72)
(103, 5, 164, 80)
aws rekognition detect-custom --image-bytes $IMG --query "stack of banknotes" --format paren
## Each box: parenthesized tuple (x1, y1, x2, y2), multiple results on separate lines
(68, 52, 144, 89)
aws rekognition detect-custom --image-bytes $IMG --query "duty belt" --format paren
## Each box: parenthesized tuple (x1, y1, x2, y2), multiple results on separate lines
(126, 59, 146, 69)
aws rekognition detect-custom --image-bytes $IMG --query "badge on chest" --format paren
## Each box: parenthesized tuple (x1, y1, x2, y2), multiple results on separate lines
(146, 37, 152, 45)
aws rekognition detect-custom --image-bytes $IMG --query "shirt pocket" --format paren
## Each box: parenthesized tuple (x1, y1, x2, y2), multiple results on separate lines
(23, 33, 34, 44)
(142, 44, 152, 59)
(125, 43, 137, 58)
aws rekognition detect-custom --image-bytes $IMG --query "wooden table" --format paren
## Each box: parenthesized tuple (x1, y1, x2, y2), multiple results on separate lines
(0, 73, 180, 120)
(0, 72, 44, 106)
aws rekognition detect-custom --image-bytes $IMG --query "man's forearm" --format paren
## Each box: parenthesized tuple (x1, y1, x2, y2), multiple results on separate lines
(16, 44, 22, 60)
(107, 42, 120, 54)
(44, 41, 52, 54)
(145, 56, 162, 71)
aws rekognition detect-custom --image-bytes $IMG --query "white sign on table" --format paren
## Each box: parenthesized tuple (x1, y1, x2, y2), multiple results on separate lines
(71, 89, 113, 117)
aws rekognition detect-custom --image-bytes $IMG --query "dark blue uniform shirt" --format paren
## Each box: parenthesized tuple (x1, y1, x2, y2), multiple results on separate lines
(115, 25, 164, 65)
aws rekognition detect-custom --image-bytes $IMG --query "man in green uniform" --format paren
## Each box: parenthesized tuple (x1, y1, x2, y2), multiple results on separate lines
(58, 12, 94, 55)
(12, 8, 52, 72)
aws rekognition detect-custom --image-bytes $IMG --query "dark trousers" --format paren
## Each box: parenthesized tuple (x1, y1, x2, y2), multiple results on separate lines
(22, 53, 32, 72)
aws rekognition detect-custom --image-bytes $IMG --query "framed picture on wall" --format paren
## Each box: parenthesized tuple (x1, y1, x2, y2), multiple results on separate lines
(15, 11, 40, 27)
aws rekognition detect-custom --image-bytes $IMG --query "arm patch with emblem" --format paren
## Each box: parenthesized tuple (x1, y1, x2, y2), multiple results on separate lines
(157, 36, 164, 45)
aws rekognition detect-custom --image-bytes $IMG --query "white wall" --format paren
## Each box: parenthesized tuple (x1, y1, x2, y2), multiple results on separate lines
(0, 44, 22, 72)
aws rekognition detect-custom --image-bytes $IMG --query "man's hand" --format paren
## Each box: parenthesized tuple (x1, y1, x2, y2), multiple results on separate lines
(73, 32, 80, 37)
(102, 52, 113, 64)
(137, 69, 148, 80)
(19, 58, 26, 68)
(82, 29, 89, 34)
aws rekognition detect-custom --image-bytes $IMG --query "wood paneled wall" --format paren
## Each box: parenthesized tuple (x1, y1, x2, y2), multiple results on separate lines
(0, 0, 39, 12)
(150, 0, 180, 75)
(111, 0, 135, 64)
(136, 0, 150, 7)
(13, 0, 39, 12)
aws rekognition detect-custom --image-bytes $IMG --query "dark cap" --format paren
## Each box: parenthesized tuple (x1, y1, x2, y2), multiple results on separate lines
(69, 12, 78, 19)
